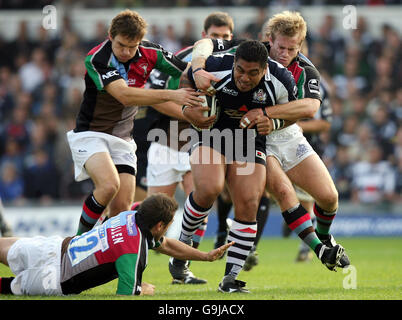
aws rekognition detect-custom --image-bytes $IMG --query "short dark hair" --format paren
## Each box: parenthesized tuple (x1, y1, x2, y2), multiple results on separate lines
(109, 9, 147, 40)
(135, 193, 178, 229)
(235, 40, 268, 69)
(204, 12, 234, 33)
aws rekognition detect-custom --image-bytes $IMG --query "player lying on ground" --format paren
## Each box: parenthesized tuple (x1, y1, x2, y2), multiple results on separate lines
(0, 193, 233, 296)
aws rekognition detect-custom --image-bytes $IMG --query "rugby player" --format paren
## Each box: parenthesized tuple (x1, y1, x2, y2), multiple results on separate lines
(66, 10, 203, 236)
(188, 10, 350, 273)
(175, 40, 320, 293)
(0, 193, 233, 296)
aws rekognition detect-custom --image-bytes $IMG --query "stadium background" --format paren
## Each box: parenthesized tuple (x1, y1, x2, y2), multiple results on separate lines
(0, 1, 401, 239)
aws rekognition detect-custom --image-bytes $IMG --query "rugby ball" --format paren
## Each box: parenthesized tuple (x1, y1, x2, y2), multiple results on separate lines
(193, 93, 219, 131)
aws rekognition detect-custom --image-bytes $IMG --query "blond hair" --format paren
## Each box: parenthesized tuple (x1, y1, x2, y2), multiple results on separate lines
(262, 11, 307, 44)
(109, 9, 147, 40)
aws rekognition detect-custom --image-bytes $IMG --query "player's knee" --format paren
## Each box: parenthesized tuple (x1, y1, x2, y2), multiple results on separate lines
(100, 180, 120, 199)
(320, 188, 339, 211)
(270, 182, 294, 204)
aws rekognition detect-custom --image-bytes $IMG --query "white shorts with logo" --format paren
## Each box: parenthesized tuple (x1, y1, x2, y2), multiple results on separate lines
(67, 130, 137, 182)
(146, 142, 191, 187)
(265, 124, 316, 172)
(7, 236, 64, 295)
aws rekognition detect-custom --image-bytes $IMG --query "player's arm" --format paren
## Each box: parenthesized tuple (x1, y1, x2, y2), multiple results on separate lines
(180, 68, 216, 129)
(297, 118, 330, 133)
(263, 97, 320, 121)
(105, 73, 203, 108)
(191, 39, 221, 93)
(155, 237, 234, 262)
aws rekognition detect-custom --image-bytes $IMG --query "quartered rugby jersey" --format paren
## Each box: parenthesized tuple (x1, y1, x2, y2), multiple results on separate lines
(188, 52, 297, 131)
(74, 39, 187, 140)
(60, 211, 161, 295)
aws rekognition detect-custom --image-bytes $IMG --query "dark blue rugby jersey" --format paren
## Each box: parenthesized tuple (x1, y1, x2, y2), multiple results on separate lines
(188, 53, 297, 131)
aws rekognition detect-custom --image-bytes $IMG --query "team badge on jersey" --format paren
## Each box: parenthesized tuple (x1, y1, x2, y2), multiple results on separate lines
(252, 89, 267, 104)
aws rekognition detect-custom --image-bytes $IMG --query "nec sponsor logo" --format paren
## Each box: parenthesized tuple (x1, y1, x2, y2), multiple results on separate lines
(101, 70, 119, 80)
(222, 86, 238, 96)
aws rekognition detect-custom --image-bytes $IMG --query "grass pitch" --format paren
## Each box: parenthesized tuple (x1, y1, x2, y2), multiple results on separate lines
(1, 237, 401, 301)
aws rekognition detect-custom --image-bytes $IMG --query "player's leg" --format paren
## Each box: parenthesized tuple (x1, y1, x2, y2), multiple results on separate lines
(243, 189, 270, 271)
(76, 152, 119, 235)
(286, 154, 338, 239)
(181, 171, 207, 249)
(287, 154, 350, 267)
(0, 199, 12, 237)
(266, 156, 344, 270)
(169, 146, 225, 284)
(107, 171, 136, 218)
(0, 237, 18, 294)
(214, 185, 233, 250)
(218, 161, 265, 293)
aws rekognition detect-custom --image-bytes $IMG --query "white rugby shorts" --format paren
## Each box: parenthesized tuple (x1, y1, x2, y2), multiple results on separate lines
(146, 142, 191, 187)
(67, 130, 137, 182)
(265, 124, 316, 172)
(7, 236, 64, 295)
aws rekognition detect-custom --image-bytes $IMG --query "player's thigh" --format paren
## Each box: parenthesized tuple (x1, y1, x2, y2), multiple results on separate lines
(266, 156, 299, 211)
(286, 154, 338, 204)
(85, 152, 120, 188)
(181, 171, 194, 196)
(148, 183, 179, 198)
(226, 162, 266, 221)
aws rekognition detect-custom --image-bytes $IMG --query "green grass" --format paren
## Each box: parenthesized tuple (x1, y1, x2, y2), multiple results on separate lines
(1, 237, 402, 300)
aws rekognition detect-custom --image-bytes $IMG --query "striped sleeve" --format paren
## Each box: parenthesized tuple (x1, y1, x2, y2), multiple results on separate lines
(142, 42, 187, 78)
(268, 58, 298, 104)
(85, 41, 122, 91)
(115, 253, 142, 295)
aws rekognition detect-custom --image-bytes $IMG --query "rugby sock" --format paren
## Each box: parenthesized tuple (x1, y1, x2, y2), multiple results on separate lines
(281, 204, 323, 257)
(0, 277, 14, 294)
(217, 194, 232, 233)
(225, 219, 257, 280)
(254, 196, 270, 247)
(77, 193, 106, 235)
(179, 192, 212, 245)
(314, 203, 337, 241)
(192, 220, 207, 249)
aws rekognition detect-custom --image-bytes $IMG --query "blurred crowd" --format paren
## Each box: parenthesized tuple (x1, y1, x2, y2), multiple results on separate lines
(0, 6, 400, 208)
(1, 0, 401, 9)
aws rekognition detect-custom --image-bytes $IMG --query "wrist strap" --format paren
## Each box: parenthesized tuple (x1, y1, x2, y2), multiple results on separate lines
(262, 108, 268, 117)
(182, 105, 189, 114)
(192, 67, 204, 74)
(271, 118, 285, 131)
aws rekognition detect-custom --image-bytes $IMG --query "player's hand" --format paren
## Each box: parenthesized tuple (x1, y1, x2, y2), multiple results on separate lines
(256, 116, 274, 135)
(193, 69, 220, 96)
(171, 88, 204, 108)
(206, 241, 235, 261)
(183, 105, 216, 129)
(239, 109, 264, 129)
(140, 282, 155, 296)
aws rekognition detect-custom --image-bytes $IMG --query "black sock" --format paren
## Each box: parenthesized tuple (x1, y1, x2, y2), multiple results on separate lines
(254, 196, 270, 247)
(0, 277, 14, 294)
(217, 194, 232, 233)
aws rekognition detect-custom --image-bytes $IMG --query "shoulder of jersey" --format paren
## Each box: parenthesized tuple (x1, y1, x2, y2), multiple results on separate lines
(267, 57, 293, 80)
